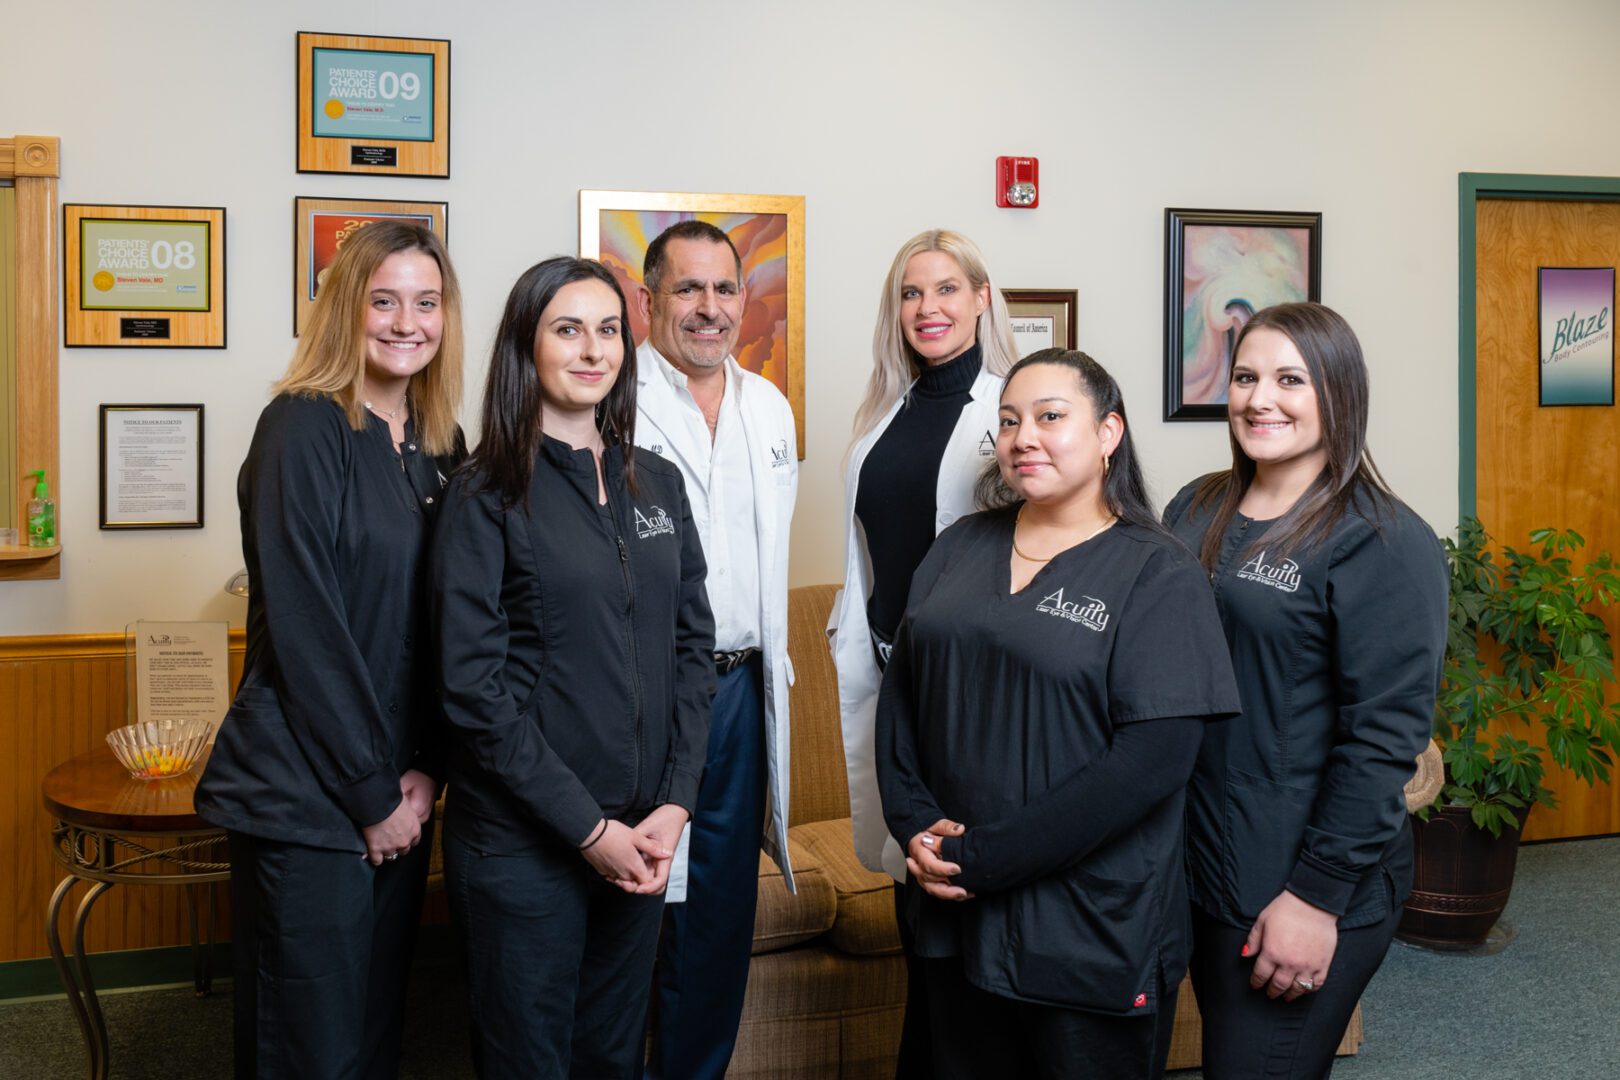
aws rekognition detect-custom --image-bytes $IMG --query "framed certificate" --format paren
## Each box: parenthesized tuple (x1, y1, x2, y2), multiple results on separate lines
(65, 205, 226, 348)
(293, 196, 448, 334)
(99, 404, 205, 530)
(1002, 289, 1078, 358)
(297, 31, 451, 177)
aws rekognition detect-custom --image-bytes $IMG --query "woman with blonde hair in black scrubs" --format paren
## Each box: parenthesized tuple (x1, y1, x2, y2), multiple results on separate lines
(1164, 302, 1446, 1078)
(195, 220, 465, 1078)
(876, 349, 1239, 1079)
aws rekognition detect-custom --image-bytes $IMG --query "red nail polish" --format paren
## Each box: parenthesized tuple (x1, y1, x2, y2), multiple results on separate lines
(1241, 945, 1250, 957)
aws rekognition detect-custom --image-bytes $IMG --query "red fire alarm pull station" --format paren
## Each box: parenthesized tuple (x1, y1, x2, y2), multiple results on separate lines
(996, 156, 1039, 208)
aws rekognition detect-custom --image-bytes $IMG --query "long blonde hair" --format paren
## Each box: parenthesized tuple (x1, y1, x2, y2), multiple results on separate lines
(274, 220, 464, 455)
(849, 229, 1017, 445)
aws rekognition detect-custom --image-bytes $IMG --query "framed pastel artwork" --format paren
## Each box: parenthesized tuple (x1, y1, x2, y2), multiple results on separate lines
(293, 197, 448, 335)
(579, 189, 805, 457)
(1164, 208, 1322, 421)
(1538, 266, 1614, 407)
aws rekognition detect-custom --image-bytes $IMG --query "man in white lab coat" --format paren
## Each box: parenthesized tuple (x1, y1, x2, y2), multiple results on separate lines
(634, 220, 797, 1080)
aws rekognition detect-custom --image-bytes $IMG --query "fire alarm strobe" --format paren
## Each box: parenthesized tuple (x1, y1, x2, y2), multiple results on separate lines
(997, 156, 1039, 209)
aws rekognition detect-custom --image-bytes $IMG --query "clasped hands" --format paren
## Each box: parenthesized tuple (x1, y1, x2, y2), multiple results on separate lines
(1244, 889, 1339, 1003)
(906, 818, 973, 901)
(579, 803, 689, 895)
(360, 768, 437, 866)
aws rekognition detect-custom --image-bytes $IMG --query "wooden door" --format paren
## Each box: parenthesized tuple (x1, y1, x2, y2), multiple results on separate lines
(1475, 196, 1620, 841)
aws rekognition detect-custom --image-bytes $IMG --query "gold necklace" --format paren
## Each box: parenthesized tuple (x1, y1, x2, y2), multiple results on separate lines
(1012, 505, 1116, 563)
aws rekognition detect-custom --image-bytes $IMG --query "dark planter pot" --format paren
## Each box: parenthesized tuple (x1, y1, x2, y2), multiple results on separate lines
(1397, 805, 1524, 950)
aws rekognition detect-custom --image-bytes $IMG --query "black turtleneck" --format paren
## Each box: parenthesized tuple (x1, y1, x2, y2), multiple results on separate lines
(856, 343, 983, 645)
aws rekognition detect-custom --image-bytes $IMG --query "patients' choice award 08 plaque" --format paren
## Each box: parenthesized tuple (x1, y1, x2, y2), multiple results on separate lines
(297, 31, 451, 177)
(64, 205, 227, 348)
(126, 621, 230, 729)
(100, 404, 205, 530)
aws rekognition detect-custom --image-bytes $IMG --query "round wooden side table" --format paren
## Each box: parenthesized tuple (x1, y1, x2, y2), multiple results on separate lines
(41, 747, 229, 1080)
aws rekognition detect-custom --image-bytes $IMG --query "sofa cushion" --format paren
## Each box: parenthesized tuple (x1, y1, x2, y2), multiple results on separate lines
(738, 945, 906, 1022)
(790, 818, 901, 957)
(754, 838, 836, 955)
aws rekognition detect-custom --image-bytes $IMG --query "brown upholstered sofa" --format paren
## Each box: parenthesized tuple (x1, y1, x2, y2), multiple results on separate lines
(726, 585, 1362, 1078)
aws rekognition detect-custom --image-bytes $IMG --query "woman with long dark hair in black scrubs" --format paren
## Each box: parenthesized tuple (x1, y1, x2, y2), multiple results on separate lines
(195, 220, 465, 1078)
(1163, 302, 1447, 1078)
(876, 349, 1240, 1080)
(431, 257, 715, 1078)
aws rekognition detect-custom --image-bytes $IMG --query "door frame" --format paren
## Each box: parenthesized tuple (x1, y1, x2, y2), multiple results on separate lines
(1459, 172, 1620, 517)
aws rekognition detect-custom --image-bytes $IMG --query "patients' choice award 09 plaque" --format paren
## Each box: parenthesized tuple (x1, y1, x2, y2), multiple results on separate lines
(64, 205, 227, 348)
(126, 621, 230, 729)
(297, 31, 451, 177)
(100, 404, 205, 530)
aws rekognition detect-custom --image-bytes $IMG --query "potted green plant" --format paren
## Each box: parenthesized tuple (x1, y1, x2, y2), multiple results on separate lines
(1399, 517, 1620, 948)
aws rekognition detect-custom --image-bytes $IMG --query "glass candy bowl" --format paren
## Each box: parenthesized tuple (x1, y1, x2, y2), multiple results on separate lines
(105, 719, 214, 781)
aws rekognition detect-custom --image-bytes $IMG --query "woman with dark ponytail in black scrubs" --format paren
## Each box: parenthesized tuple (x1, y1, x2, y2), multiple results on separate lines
(1163, 302, 1447, 1079)
(875, 349, 1239, 1080)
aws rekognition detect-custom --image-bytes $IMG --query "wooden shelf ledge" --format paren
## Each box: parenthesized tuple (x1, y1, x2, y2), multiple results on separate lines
(0, 544, 60, 561)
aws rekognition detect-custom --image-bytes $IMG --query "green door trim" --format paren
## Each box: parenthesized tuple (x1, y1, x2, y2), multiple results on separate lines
(1458, 173, 1620, 518)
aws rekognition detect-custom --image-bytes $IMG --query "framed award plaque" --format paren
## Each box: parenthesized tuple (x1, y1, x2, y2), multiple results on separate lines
(64, 204, 227, 348)
(293, 196, 448, 334)
(296, 31, 451, 177)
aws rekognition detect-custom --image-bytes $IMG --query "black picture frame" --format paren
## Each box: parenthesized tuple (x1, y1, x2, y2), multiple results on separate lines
(99, 404, 205, 530)
(1164, 208, 1322, 421)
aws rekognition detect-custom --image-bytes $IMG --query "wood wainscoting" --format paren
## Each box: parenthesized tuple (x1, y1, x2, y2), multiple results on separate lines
(0, 633, 244, 964)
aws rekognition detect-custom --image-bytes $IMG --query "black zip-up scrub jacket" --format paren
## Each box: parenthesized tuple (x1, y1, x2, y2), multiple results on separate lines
(877, 510, 1240, 1017)
(1164, 480, 1447, 928)
(196, 395, 464, 851)
(430, 437, 716, 853)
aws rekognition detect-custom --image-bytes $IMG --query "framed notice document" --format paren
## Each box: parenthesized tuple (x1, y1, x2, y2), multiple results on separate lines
(65, 205, 227, 348)
(297, 31, 451, 177)
(293, 196, 448, 334)
(99, 404, 205, 530)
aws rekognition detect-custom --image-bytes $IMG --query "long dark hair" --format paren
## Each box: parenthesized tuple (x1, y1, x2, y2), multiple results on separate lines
(976, 348, 1164, 533)
(466, 257, 638, 507)
(1192, 301, 1393, 569)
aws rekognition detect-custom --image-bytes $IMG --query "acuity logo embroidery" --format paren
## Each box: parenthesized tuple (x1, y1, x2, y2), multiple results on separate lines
(1036, 588, 1109, 631)
(770, 439, 791, 468)
(634, 506, 675, 539)
(1236, 550, 1302, 593)
(978, 430, 996, 457)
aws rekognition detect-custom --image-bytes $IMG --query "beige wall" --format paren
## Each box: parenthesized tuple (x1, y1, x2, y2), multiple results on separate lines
(3, 0, 1620, 633)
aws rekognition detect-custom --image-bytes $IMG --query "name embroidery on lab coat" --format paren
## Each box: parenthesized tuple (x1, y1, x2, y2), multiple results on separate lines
(634, 506, 675, 539)
(1036, 588, 1109, 632)
(1234, 550, 1302, 593)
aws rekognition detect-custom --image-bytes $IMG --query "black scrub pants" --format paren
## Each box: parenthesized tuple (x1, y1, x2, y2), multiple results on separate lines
(1188, 903, 1402, 1079)
(226, 824, 431, 1080)
(445, 828, 664, 1079)
(647, 656, 767, 1080)
(923, 956, 1178, 1080)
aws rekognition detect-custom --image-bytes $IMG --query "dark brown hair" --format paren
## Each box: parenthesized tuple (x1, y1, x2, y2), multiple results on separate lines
(466, 257, 637, 507)
(642, 220, 742, 292)
(1192, 301, 1394, 569)
(976, 349, 1165, 534)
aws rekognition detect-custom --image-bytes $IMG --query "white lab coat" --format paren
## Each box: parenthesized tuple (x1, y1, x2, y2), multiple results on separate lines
(635, 341, 798, 900)
(828, 367, 1003, 881)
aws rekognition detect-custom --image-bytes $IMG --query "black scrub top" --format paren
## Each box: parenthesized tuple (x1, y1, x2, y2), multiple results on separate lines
(1164, 479, 1447, 929)
(876, 507, 1239, 1016)
(195, 394, 463, 852)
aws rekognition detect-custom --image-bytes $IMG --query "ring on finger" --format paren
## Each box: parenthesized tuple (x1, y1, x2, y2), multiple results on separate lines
(1293, 977, 1316, 992)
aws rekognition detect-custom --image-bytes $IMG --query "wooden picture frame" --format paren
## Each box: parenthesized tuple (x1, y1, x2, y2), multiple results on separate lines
(293, 196, 448, 335)
(296, 31, 450, 178)
(65, 204, 226, 349)
(1164, 208, 1321, 420)
(1002, 288, 1078, 357)
(579, 189, 806, 457)
(99, 404, 205, 530)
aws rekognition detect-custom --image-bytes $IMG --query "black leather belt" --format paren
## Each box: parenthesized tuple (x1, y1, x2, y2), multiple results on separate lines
(714, 647, 759, 674)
